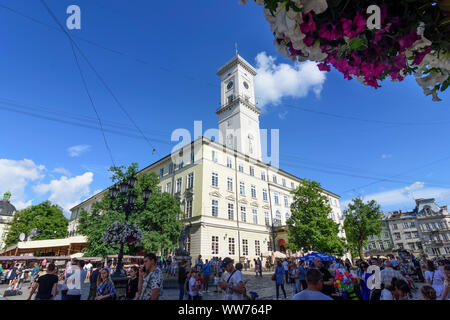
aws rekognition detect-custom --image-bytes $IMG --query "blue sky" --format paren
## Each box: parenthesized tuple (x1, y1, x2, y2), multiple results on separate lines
(1, 0, 449, 217)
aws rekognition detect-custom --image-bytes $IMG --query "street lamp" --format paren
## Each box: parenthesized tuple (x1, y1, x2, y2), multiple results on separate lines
(108, 176, 152, 282)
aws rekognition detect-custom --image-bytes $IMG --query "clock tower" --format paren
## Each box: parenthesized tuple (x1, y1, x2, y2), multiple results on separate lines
(216, 54, 262, 161)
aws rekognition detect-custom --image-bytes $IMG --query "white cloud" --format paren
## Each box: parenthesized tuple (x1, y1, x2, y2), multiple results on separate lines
(381, 154, 392, 159)
(53, 167, 72, 176)
(254, 52, 326, 109)
(33, 172, 94, 214)
(342, 182, 450, 210)
(67, 145, 91, 157)
(0, 159, 45, 210)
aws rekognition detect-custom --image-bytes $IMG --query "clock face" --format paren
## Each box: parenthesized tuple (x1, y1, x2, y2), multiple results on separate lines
(227, 81, 233, 90)
(243, 81, 249, 89)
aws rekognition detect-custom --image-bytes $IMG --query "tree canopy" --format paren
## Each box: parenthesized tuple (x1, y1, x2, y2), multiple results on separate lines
(77, 163, 183, 257)
(343, 197, 383, 260)
(4, 201, 68, 247)
(286, 179, 346, 256)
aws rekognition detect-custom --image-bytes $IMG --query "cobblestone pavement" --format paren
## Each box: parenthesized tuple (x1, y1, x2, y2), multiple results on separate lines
(0, 271, 425, 300)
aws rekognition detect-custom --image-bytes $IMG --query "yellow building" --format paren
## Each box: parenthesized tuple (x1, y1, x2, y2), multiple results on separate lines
(69, 54, 346, 263)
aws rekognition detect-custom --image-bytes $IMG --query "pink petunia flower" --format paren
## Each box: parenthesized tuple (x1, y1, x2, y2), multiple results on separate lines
(300, 12, 316, 34)
(318, 22, 338, 41)
(317, 62, 331, 72)
(303, 34, 315, 46)
(392, 54, 406, 71)
(341, 14, 366, 38)
(398, 31, 421, 52)
(412, 47, 432, 65)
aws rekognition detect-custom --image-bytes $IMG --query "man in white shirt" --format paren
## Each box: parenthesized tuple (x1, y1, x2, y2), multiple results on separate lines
(218, 257, 245, 300)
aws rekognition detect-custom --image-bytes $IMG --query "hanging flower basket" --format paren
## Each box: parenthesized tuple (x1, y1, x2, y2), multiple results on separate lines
(102, 221, 143, 246)
(239, 0, 450, 101)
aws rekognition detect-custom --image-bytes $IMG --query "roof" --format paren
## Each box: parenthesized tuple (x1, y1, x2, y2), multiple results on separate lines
(217, 54, 257, 77)
(0, 200, 16, 216)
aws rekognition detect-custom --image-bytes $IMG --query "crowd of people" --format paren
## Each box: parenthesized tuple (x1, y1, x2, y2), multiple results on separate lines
(1, 252, 449, 301)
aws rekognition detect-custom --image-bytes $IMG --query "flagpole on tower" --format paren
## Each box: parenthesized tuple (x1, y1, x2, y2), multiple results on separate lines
(235, 42, 238, 56)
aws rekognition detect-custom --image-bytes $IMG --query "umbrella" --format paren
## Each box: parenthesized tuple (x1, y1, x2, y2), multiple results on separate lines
(261, 251, 272, 257)
(297, 252, 336, 261)
(273, 251, 286, 258)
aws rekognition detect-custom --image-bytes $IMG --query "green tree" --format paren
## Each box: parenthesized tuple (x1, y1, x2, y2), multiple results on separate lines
(77, 163, 183, 257)
(343, 197, 383, 260)
(5, 201, 68, 247)
(286, 180, 346, 256)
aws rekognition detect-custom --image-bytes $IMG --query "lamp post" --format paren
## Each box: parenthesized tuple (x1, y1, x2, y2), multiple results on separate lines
(108, 175, 151, 297)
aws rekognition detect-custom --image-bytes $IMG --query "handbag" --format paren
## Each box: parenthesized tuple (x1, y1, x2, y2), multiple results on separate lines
(271, 273, 276, 281)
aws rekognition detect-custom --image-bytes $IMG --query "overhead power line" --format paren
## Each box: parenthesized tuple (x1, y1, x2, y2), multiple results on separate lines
(3, 3, 449, 128)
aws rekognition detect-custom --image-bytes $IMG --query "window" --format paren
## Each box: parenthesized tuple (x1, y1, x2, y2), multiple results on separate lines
(212, 150, 218, 162)
(212, 236, 219, 255)
(227, 95, 234, 104)
(212, 172, 218, 187)
(394, 232, 401, 240)
(413, 231, 419, 238)
(238, 163, 244, 173)
(251, 185, 256, 198)
(261, 172, 266, 181)
(242, 239, 248, 256)
(425, 223, 431, 230)
(168, 163, 173, 174)
(250, 166, 254, 176)
(285, 212, 290, 223)
(187, 173, 194, 188)
(410, 221, 415, 228)
(403, 222, 409, 229)
(384, 232, 389, 238)
(265, 211, 270, 226)
(240, 182, 245, 196)
(385, 241, 391, 248)
(444, 247, 450, 254)
(397, 243, 404, 249)
(263, 189, 268, 201)
(432, 247, 441, 255)
(275, 211, 281, 226)
(227, 177, 233, 192)
(405, 232, 411, 239)
(443, 233, 448, 241)
(186, 199, 193, 218)
(252, 209, 258, 224)
(431, 222, 436, 230)
(178, 160, 183, 169)
(438, 222, 444, 229)
(274, 193, 279, 205)
(255, 240, 261, 256)
(241, 206, 246, 222)
(370, 235, 375, 240)
(159, 168, 164, 178)
(379, 242, 385, 250)
(212, 199, 218, 217)
(282, 178, 286, 187)
(176, 178, 182, 193)
(229, 238, 235, 255)
(273, 175, 277, 184)
(227, 157, 232, 168)
(191, 151, 195, 163)
(392, 223, 398, 230)
(186, 236, 191, 252)
(228, 203, 234, 220)
(158, 186, 162, 193)
(284, 196, 289, 207)
(408, 243, 415, 250)
(291, 182, 294, 189)
(267, 241, 272, 252)
(165, 182, 172, 194)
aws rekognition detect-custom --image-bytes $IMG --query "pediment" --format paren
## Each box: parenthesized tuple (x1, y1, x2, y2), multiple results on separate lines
(226, 195, 235, 201)
(238, 198, 248, 204)
(209, 191, 222, 198)
(262, 204, 270, 210)
(250, 202, 259, 207)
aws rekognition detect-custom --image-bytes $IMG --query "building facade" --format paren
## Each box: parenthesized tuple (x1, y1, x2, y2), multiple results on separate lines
(0, 198, 16, 250)
(386, 210, 423, 257)
(414, 198, 450, 258)
(69, 54, 346, 263)
(364, 218, 394, 257)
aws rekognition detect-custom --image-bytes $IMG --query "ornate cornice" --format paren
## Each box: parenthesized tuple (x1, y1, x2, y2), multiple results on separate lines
(216, 96, 261, 116)
(217, 54, 257, 77)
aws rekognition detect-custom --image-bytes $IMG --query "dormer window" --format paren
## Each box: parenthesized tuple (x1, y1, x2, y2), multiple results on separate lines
(424, 207, 432, 215)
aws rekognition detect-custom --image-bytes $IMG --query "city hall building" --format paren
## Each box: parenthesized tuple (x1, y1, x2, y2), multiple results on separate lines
(69, 54, 346, 262)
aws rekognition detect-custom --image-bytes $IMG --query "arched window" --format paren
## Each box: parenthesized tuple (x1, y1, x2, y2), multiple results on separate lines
(275, 210, 281, 226)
